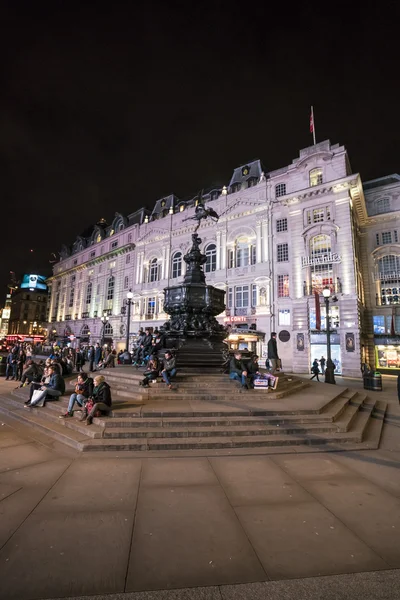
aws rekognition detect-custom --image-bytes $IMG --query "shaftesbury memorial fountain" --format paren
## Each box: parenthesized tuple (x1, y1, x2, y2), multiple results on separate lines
(162, 204, 227, 369)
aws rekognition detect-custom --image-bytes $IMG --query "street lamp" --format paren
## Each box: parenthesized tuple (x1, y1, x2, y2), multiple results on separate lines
(126, 290, 134, 351)
(101, 310, 109, 348)
(322, 286, 336, 384)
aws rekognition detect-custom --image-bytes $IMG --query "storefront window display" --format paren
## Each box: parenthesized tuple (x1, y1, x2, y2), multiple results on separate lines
(375, 345, 400, 369)
(311, 343, 342, 374)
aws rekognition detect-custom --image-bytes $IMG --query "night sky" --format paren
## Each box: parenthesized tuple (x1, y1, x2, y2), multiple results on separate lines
(1, 1, 398, 299)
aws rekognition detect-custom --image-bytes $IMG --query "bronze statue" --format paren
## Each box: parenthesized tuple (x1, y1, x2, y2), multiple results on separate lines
(183, 203, 220, 232)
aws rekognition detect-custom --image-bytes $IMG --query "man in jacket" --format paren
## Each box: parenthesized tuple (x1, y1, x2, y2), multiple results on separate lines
(229, 352, 248, 389)
(161, 351, 177, 389)
(267, 332, 280, 374)
(60, 372, 94, 418)
(5, 350, 17, 380)
(25, 366, 65, 407)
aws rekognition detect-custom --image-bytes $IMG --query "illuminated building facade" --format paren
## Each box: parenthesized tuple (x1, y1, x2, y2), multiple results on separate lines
(47, 140, 371, 377)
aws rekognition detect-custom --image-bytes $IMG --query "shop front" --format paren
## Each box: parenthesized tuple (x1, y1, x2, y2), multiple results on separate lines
(374, 336, 400, 372)
(310, 333, 342, 374)
(223, 316, 264, 355)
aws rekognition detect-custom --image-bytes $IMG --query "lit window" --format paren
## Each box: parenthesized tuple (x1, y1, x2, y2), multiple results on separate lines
(172, 252, 182, 278)
(382, 232, 392, 244)
(276, 218, 288, 233)
(147, 297, 156, 316)
(179, 205, 185, 212)
(278, 309, 290, 326)
(275, 183, 286, 198)
(205, 244, 216, 273)
(310, 235, 332, 293)
(373, 315, 385, 334)
(277, 274, 289, 297)
(277, 243, 289, 262)
(109, 229, 115, 237)
(309, 168, 323, 187)
(96, 234, 102, 243)
(235, 285, 249, 308)
(109, 261, 116, 269)
(313, 208, 324, 223)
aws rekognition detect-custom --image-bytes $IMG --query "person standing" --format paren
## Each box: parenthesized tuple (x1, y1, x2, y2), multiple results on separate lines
(87, 345, 95, 372)
(310, 359, 320, 381)
(320, 356, 326, 374)
(267, 332, 280, 374)
(94, 343, 102, 371)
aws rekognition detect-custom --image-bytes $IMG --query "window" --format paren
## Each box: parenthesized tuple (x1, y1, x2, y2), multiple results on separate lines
(172, 251, 182, 278)
(278, 274, 290, 297)
(69, 288, 75, 308)
(310, 234, 333, 293)
(124, 276, 129, 289)
(276, 218, 288, 233)
(109, 261, 116, 269)
(278, 309, 290, 326)
(147, 297, 156, 316)
(395, 231, 399, 243)
(126, 253, 131, 264)
(373, 315, 385, 334)
(149, 258, 159, 282)
(205, 244, 216, 273)
(103, 323, 113, 336)
(86, 283, 92, 305)
(306, 205, 331, 225)
(252, 284, 257, 307)
(73, 259, 78, 266)
(111, 240, 118, 249)
(96, 284, 100, 295)
(233, 237, 256, 268)
(309, 167, 323, 187)
(106, 276, 115, 301)
(375, 198, 390, 214)
(88, 269, 94, 275)
(179, 204, 185, 212)
(382, 231, 392, 244)
(235, 285, 249, 308)
(228, 287, 233, 308)
(275, 183, 286, 198)
(128, 233, 132, 243)
(277, 243, 289, 262)
(376, 233, 380, 246)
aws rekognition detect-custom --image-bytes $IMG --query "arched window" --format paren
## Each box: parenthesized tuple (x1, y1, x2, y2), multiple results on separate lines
(81, 324, 90, 336)
(86, 282, 92, 305)
(309, 168, 323, 187)
(310, 234, 332, 293)
(205, 244, 217, 273)
(106, 276, 115, 300)
(172, 252, 182, 278)
(149, 258, 159, 283)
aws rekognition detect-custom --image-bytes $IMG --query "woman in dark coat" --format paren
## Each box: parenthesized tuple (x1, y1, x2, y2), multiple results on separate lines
(83, 375, 112, 425)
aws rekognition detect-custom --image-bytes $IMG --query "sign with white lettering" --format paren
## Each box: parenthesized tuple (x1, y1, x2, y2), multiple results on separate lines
(301, 253, 341, 268)
(224, 316, 247, 323)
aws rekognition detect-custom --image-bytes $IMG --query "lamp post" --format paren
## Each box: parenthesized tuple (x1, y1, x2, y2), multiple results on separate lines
(322, 286, 336, 384)
(101, 310, 109, 348)
(125, 290, 134, 351)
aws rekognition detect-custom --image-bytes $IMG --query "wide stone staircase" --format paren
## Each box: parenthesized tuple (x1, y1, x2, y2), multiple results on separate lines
(0, 368, 387, 455)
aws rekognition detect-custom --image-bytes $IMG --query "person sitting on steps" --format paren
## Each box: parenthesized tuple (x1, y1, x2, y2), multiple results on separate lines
(59, 372, 94, 418)
(24, 365, 66, 408)
(82, 375, 112, 425)
(229, 352, 248, 389)
(139, 355, 159, 387)
(245, 354, 261, 389)
(161, 351, 177, 389)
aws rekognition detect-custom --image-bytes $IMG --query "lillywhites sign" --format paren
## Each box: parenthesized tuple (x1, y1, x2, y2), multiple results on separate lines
(301, 252, 341, 268)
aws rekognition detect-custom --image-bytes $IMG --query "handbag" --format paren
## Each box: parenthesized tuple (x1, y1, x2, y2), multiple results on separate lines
(85, 399, 101, 417)
(31, 388, 47, 407)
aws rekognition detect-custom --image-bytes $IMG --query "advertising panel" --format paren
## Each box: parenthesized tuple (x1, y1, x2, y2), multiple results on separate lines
(21, 274, 47, 291)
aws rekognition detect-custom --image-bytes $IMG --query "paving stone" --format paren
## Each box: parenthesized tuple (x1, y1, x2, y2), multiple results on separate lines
(0, 486, 50, 548)
(35, 457, 142, 513)
(303, 478, 400, 565)
(234, 501, 387, 579)
(126, 484, 266, 591)
(209, 456, 313, 506)
(141, 458, 218, 487)
(0, 442, 57, 473)
(333, 451, 400, 497)
(271, 454, 355, 480)
(0, 457, 72, 488)
(0, 511, 133, 600)
(0, 429, 31, 449)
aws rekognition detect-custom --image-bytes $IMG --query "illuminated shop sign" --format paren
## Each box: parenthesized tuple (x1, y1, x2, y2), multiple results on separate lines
(301, 253, 341, 268)
(374, 272, 400, 281)
(1, 308, 10, 320)
(224, 316, 247, 323)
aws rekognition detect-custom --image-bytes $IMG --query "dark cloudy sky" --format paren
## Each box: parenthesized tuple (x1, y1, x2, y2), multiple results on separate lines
(0, 0, 399, 298)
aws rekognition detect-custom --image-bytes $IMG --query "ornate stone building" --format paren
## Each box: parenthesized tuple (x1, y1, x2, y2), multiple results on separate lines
(47, 139, 383, 377)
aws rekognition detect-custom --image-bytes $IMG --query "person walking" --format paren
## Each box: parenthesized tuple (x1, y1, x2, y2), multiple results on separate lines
(320, 356, 326, 374)
(267, 332, 280, 374)
(310, 359, 321, 381)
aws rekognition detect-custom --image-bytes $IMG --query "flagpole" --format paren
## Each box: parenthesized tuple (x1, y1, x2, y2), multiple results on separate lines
(311, 105, 316, 145)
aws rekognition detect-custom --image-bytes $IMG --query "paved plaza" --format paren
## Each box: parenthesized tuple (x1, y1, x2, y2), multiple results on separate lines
(0, 375, 400, 600)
